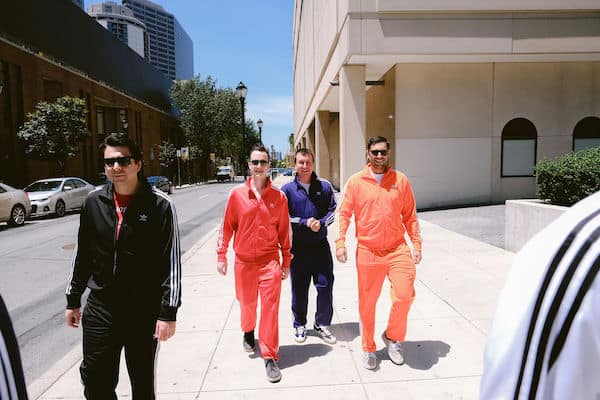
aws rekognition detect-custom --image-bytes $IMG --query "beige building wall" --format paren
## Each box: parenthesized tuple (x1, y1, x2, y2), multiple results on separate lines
(394, 63, 494, 207)
(293, 0, 600, 207)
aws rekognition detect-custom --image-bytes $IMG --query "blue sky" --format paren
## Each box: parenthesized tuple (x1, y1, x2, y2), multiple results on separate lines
(84, 0, 294, 154)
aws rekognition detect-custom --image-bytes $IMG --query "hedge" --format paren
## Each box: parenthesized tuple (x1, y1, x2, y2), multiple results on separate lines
(536, 147, 600, 206)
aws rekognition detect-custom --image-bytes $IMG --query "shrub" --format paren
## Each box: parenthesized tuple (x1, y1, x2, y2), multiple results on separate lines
(536, 147, 600, 206)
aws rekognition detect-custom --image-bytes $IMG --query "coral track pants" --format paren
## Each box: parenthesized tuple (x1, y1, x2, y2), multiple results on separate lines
(234, 257, 282, 361)
(356, 244, 416, 353)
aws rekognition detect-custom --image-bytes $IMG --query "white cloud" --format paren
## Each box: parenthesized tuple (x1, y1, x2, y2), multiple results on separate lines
(245, 94, 294, 153)
(246, 95, 293, 128)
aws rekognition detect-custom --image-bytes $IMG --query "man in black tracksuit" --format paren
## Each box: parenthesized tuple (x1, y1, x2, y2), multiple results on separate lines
(0, 293, 28, 400)
(65, 133, 181, 399)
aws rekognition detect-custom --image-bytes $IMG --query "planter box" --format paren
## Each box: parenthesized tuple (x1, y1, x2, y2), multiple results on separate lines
(505, 199, 567, 252)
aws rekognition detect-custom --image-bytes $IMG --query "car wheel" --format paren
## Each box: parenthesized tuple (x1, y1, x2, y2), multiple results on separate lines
(8, 205, 26, 227)
(55, 200, 66, 217)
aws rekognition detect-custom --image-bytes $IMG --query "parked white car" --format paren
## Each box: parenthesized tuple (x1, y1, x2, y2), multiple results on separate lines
(24, 177, 96, 217)
(0, 182, 31, 226)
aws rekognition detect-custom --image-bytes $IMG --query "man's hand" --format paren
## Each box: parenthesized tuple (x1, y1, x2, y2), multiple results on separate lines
(413, 250, 422, 264)
(217, 260, 228, 275)
(306, 217, 321, 233)
(65, 308, 81, 328)
(336, 247, 347, 263)
(281, 266, 290, 280)
(310, 220, 321, 232)
(155, 320, 176, 341)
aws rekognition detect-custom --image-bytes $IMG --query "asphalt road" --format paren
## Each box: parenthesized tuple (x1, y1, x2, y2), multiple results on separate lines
(0, 179, 237, 389)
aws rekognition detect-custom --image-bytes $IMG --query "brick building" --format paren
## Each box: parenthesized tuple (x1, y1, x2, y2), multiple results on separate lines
(0, 0, 182, 187)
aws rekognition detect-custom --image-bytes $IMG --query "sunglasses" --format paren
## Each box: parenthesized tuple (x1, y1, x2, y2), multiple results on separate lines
(104, 156, 132, 167)
(250, 159, 269, 166)
(369, 149, 388, 156)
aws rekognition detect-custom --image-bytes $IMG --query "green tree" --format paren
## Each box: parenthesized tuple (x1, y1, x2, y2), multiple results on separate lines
(170, 77, 219, 182)
(159, 140, 177, 179)
(170, 76, 261, 182)
(17, 96, 89, 176)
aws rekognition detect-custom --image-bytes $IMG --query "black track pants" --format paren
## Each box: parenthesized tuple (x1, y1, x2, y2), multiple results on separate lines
(80, 297, 158, 400)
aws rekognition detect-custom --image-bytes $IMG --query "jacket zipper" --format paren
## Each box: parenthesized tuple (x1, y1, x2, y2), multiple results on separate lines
(112, 203, 118, 277)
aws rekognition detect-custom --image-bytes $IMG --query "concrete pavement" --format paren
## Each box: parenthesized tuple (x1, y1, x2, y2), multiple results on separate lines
(35, 175, 514, 399)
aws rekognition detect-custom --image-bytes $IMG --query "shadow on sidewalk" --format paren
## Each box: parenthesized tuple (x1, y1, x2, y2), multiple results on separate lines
(278, 343, 333, 369)
(378, 340, 451, 370)
(329, 321, 360, 342)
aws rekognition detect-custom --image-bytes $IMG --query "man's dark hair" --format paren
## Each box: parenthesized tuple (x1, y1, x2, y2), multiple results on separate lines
(294, 148, 314, 163)
(100, 133, 143, 161)
(249, 144, 270, 161)
(366, 136, 390, 150)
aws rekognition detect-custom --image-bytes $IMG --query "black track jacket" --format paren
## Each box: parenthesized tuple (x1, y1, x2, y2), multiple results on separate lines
(65, 181, 181, 321)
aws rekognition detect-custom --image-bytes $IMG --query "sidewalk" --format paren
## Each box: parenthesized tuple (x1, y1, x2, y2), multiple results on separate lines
(36, 175, 514, 399)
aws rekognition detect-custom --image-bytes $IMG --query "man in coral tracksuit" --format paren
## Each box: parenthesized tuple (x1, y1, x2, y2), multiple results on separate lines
(216, 145, 291, 383)
(336, 136, 422, 371)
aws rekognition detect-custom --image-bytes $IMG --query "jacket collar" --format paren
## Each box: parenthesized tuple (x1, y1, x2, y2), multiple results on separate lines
(244, 176, 273, 198)
(360, 164, 394, 183)
(293, 171, 318, 190)
(99, 179, 153, 202)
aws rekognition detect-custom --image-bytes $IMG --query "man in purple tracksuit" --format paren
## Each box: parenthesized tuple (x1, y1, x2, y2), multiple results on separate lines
(281, 148, 337, 344)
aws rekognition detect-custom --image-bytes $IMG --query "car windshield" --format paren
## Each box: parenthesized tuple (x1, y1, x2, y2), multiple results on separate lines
(218, 167, 230, 173)
(25, 181, 62, 192)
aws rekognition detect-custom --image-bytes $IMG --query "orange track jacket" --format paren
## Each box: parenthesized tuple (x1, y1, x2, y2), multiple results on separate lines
(217, 178, 292, 267)
(336, 165, 422, 252)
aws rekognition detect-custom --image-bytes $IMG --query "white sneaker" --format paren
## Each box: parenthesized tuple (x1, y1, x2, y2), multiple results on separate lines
(382, 331, 404, 365)
(314, 324, 337, 344)
(294, 325, 307, 343)
(362, 352, 377, 370)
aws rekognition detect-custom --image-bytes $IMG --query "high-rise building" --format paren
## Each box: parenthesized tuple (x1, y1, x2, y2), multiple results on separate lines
(88, 2, 149, 61)
(122, 0, 193, 80)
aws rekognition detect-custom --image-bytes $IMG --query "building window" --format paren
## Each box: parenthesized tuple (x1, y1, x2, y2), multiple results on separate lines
(501, 117, 537, 177)
(96, 108, 105, 136)
(573, 116, 600, 152)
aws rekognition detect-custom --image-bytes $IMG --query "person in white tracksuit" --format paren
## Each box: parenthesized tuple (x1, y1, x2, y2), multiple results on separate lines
(480, 190, 600, 399)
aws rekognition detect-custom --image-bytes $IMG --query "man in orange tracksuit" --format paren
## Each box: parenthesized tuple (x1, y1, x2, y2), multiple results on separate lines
(216, 145, 291, 383)
(336, 136, 422, 370)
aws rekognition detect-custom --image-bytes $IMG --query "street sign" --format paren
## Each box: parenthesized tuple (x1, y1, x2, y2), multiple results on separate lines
(181, 147, 189, 161)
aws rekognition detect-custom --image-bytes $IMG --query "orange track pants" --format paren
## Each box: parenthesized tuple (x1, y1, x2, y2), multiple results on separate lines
(234, 257, 282, 361)
(356, 244, 416, 352)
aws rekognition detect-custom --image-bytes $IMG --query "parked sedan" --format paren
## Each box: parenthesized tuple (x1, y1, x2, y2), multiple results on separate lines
(0, 182, 31, 226)
(24, 177, 96, 217)
(147, 175, 173, 194)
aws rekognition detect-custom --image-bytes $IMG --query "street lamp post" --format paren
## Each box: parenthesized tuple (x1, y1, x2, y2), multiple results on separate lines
(257, 118, 263, 145)
(235, 81, 248, 180)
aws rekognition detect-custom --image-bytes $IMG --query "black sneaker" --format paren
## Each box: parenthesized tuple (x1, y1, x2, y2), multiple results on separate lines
(243, 331, 255, 353)
(265, 358, 282, 383)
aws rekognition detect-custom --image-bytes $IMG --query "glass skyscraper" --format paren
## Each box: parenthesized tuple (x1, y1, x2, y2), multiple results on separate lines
(122, 0, 193, 80)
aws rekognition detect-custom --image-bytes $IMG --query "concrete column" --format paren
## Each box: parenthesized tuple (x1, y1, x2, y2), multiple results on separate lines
(315, 110, 330, 179)
(306, 123, 314, 152)
(339, 65, 366, 186)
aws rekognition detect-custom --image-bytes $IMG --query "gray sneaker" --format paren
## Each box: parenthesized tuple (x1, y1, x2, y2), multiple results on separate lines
(382, 331, 404, 365)
(362, 352, 377, 370)
(314, 324, 337, 344)
(265, 359, 282, 383)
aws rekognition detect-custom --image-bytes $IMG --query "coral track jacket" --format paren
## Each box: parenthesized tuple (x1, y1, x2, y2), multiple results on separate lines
(217, 178, 292, 267)
(336, 165, 422, 252)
